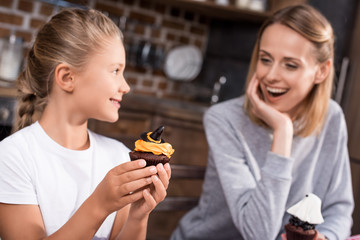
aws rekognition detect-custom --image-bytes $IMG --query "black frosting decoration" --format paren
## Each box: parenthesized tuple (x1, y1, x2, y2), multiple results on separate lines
(289, 215, 315, 230)
(140, 126, 165, 143)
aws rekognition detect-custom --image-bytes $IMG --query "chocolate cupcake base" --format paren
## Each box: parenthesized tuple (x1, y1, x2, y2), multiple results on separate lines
(129, 151, 170, 166)
(285, 224, 318, 240)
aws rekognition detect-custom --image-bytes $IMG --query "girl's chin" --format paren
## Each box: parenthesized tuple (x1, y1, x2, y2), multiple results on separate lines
(98, 115, 119, 123)
(108, 116, 119, 123)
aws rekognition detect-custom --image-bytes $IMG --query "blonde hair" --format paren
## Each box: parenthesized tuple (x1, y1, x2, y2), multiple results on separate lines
(244, 4, 334, 137)
(14, 8, 123, 132)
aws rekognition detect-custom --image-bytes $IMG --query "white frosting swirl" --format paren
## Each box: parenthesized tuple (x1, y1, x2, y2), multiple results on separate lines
(286, 193, 324, 224)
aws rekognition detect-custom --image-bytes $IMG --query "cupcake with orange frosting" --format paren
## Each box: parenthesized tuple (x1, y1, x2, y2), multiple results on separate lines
(129, 126, 174, 166)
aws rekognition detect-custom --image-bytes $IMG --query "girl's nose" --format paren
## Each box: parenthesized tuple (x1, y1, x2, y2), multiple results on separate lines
(119, 77, 130, 94)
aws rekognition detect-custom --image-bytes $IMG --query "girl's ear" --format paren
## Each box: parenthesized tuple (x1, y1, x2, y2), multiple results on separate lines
(54, 63, 75, 93)
(315, 59, 331, 84)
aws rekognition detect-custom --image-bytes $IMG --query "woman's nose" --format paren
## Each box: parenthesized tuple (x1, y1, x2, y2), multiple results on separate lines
(265, 64, 280, 82)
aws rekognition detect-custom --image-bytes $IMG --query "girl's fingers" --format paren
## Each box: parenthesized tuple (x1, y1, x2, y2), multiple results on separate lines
(164, 163, 171, 179)
(114, 164, 158, 184)
(118, 177, 153, 196)
(112, 159, 147, 175)
(121, 189, 144, 205)
(156, 163, 170, 189)
(151, 175, 167, 202)
(143, 188, 157, 209)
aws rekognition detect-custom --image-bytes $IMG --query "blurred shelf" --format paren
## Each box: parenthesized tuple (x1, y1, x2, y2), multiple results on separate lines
(152, 0, 271, 22)
(0, 86, 17, 98)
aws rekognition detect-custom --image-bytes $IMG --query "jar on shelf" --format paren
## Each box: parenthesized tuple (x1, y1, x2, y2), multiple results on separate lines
(0, 35, 24, 82)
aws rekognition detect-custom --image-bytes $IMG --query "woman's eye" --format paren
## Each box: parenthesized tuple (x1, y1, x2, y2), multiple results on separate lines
(260, 57, 271, 65)
(286, 63, 298, 70)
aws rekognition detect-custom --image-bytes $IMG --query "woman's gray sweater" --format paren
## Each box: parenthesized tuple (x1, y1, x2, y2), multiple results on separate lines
(171, 96, 353, 240)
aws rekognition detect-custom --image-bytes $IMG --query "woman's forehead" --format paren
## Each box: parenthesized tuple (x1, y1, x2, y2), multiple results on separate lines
(259, 23, 316, 63)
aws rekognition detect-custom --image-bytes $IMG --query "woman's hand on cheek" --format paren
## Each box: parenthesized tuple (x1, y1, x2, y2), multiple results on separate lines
(246, 74, 292, 132)
(129, 163, 171, 220)
(91, 159, 157, 216)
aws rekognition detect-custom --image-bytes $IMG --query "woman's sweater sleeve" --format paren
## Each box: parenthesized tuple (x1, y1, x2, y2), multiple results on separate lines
(203, 107, 295, 239)
(316, 114, 354, 240)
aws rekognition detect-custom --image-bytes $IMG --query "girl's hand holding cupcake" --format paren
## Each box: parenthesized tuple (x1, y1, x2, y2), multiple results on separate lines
(91, 159, 162, 216)
(129, 162, 171, 220)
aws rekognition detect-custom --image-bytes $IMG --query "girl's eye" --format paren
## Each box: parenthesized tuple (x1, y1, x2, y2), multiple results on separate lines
(112, 69, 119, 75)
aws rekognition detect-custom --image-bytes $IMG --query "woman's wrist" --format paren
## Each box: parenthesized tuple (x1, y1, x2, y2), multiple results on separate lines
(272, 119, 293, 158)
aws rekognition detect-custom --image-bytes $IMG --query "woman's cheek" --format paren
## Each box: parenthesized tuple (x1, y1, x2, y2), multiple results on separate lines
(255, 66, 266, 80)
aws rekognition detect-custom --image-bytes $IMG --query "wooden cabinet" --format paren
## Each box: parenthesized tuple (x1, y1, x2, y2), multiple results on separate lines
(341, 1, 360, 235)
(152, 115, 208, 166)
(88, 94, 209, 239)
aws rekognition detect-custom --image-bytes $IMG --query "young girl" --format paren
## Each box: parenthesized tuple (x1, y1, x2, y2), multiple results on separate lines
(171, 4, 353, 240)
(0, 8, 171, 239)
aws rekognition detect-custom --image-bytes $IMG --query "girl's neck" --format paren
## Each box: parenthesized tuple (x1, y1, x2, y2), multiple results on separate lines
(39, 104, 90, 151)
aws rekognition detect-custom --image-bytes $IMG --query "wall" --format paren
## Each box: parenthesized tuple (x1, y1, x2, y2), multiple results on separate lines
(0, 0, 209, 100)
(198, 19, 260, 102)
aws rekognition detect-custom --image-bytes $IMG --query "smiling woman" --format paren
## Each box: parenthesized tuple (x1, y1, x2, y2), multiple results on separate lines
(254, 23, 330, 123)
(171, 4, 353, 240)
(244, 5, 334, 138)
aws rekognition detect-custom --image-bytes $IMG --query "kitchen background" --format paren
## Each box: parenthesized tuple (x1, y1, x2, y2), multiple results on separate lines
(1, 0, 360, 239)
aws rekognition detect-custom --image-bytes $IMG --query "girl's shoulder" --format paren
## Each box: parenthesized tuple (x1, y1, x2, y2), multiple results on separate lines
(0, 124, 38, 174)
(0, 123, 36, 152)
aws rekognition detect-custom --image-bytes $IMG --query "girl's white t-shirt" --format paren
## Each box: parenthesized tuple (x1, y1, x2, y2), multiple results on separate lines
(0, 121, 131, 239)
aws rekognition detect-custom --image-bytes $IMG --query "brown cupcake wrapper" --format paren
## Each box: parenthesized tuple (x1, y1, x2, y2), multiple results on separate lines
(143, 159, 170, 166)
(129, 151, 170, 166)
(285, 224, 318, 240)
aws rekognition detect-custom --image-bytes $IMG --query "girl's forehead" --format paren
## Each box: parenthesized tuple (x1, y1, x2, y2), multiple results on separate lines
(91, 37, 124, 56)
(81, 36, 125, 69)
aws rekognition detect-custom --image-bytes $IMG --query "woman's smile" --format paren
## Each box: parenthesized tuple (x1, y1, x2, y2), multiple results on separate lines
(265, 85, 289, 97)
